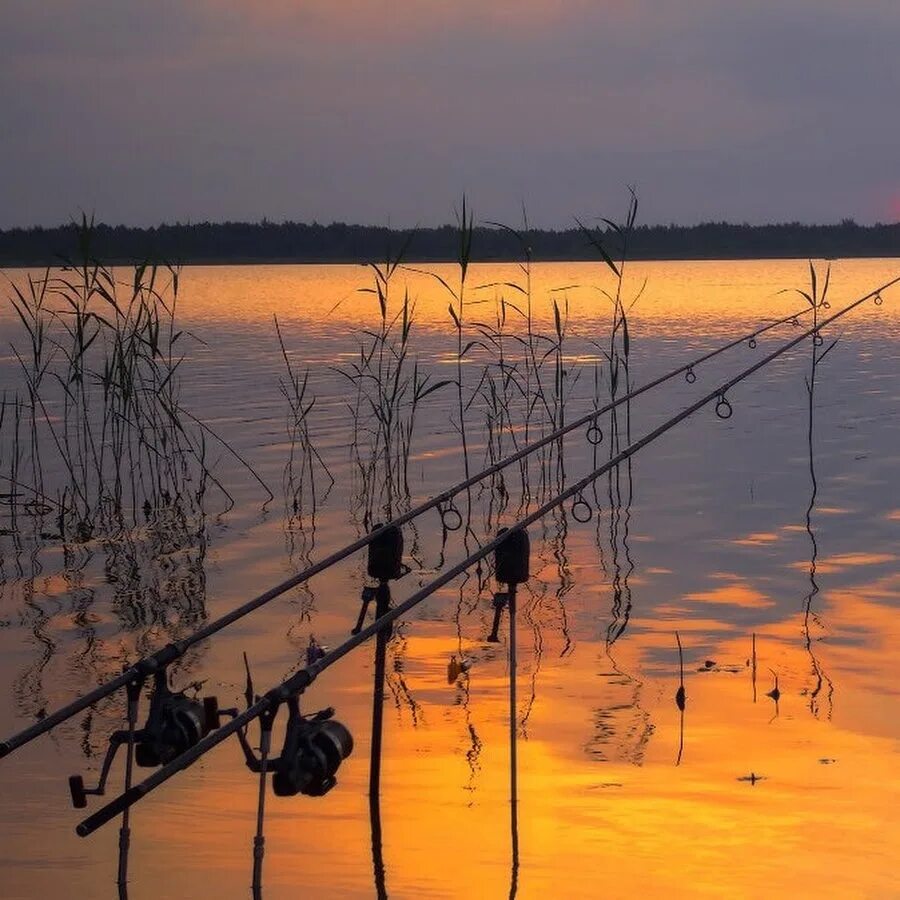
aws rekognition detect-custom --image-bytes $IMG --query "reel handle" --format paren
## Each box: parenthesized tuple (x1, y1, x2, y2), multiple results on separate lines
(69, 775, 88, 809)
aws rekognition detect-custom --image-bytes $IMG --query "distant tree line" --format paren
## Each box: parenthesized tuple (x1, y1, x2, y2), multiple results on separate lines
(1, 218, 898, 267)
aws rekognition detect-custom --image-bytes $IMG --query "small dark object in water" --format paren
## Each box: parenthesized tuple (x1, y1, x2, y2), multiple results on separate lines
(738, 772, 765, 786)
(447, 655, 471, 684)
(704, 660, 716, 669)
(767, 672, 781, 703)
(675, 685, 686, 711)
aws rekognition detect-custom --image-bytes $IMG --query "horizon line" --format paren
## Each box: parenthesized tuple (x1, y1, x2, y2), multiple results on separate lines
(3, 216, 899, 234)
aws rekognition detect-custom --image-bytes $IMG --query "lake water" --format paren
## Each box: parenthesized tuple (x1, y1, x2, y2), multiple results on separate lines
(0, 259, 897, 899)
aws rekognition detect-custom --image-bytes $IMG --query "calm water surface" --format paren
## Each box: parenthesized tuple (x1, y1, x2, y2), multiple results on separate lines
(0, 260, 897, 899)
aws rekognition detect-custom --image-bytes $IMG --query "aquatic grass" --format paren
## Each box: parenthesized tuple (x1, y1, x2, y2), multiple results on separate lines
(1, 217, 267, 542)
(799, 260, 837, 719)
(274, 314, 333, 531)
(335, 236, 452, 525)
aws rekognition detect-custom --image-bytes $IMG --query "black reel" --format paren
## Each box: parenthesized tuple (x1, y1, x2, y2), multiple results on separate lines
(69, 670, 221, 809)
(239, 699, 353, 798)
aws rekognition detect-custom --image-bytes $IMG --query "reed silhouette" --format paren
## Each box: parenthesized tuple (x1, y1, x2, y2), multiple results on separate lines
(798, 265, 836, 719)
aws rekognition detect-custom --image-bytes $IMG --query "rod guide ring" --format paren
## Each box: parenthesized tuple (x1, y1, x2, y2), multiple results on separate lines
(571, 496, 593, 523)
(586, 422, 604, 445)
(715, 395, 733, 419)
(685, 367, 697, 384)
(439, 503, 463, 532)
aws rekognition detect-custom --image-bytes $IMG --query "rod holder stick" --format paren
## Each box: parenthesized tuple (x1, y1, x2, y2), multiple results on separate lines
(75, 279, 899, 833)
(508, 586, 520, 899)
(3, 291, 856, 761)
(251, 707, 276, 900)
(117, 676, 142, 897)
(493, 525, 527, 899)
(369, 582, 391, 900)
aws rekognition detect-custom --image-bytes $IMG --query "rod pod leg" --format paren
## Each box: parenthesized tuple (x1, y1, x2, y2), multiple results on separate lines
(508, 586, 520, 899)
(251, 706, 277, 900)
(369, 581, 391, 900)
(493, 527, 527, 898)
(117, 675, 144, 899)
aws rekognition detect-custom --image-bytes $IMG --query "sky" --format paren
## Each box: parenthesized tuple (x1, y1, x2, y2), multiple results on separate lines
(2, 0, 899, 229)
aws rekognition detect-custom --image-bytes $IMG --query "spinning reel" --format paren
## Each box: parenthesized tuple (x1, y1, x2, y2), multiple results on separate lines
(69, 669, 222, 808)
(237, 697, 353, 797)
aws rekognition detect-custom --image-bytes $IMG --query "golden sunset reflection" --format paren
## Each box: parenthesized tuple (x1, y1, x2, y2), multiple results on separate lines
(112, 574, 898, 900)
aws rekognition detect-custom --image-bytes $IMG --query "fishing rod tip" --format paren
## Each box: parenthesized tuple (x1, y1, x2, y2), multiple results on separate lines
(0, 742, 11, 759)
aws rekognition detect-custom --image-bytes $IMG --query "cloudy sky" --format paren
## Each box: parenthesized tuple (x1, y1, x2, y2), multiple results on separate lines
(2, 1, 899, 228)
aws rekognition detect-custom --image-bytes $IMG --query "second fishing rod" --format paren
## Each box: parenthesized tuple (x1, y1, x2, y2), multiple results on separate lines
(74, 276, 894, 838)
(0, 295, 827, 760)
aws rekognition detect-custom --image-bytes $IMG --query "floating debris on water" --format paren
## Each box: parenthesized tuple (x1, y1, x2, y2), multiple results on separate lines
(738, 773, 766, 786)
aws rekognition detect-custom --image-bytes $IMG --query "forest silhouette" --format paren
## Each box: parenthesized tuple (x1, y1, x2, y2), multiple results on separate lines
(1, 218, 898, 267)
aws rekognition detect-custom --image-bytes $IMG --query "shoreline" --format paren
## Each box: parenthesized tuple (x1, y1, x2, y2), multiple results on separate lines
(3, 252, 899, 270)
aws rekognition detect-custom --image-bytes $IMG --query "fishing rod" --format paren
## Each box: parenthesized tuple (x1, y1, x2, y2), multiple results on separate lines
(75, 277, 895, 837)
(0, 297, 822, 761)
